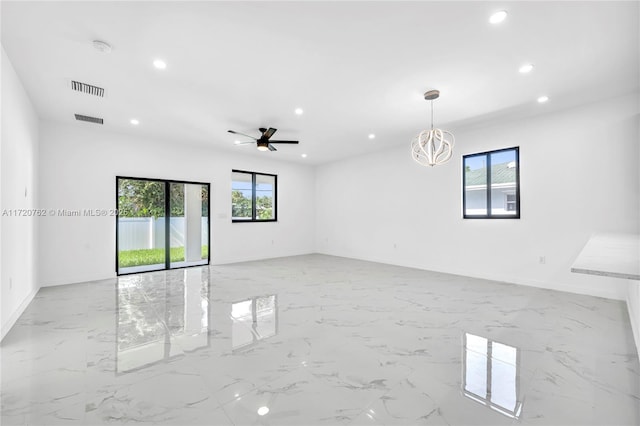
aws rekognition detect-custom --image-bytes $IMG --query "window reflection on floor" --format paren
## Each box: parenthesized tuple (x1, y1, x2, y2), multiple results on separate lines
(116, 268, 210, 373)
(231, 295, 278, 351)
(462, 333, 523, 419)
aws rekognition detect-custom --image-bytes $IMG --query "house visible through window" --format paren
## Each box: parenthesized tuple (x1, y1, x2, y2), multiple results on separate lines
(231, 170, 277, 222)
(505, 193, 516, 211)
(463, 147, 520, 219)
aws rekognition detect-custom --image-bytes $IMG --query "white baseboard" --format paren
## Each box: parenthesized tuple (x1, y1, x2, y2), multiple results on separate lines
(212, 250, 315, 266)
(626, 284, 640, 357)
(314, 250, 626, 300)
(1, 287, 38, 342)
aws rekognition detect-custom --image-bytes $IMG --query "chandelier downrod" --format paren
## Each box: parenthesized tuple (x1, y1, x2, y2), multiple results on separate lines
(430, 100, 434, 130)
(410, 89, 454, 167)
(425, 89, 439, 130)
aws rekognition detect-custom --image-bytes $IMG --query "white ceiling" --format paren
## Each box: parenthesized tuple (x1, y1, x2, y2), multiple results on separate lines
(2, 1, 638, 164)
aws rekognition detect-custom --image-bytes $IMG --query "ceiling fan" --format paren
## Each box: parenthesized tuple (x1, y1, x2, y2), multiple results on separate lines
(228, 127, 299, 151)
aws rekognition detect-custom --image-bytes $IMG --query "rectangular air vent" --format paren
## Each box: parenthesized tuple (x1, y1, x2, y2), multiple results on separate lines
(71, 80, 105, 97)
(74, 114, 103, 125)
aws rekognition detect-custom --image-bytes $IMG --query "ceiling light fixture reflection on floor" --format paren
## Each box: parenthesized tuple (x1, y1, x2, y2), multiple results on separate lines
(410, 90, 454, 167)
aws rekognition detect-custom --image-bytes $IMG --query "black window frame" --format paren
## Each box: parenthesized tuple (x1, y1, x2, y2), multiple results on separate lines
(462, 147, 520, 219)
(231, 170, 278, 223)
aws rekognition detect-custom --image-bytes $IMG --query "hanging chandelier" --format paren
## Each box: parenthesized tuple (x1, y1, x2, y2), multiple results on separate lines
(410, 90, 454, 167)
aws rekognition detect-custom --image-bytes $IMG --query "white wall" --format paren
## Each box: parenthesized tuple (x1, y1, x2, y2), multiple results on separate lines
(38, 122, 315, 286)
(1, 47, 40, 339)
(316, 93, 640, 300)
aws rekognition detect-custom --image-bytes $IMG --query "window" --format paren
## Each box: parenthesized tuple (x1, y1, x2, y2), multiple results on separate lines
(463, 147, 520, 219)
(231, 170, 277, 222)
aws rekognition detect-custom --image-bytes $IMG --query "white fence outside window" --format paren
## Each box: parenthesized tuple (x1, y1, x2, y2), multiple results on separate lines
(118, 217, 208, 250)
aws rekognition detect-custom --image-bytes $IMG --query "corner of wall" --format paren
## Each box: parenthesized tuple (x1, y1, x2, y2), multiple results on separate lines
(1, 46, 41, 341)
(0, 287, 38, 341)
(627, 281, 640, 357)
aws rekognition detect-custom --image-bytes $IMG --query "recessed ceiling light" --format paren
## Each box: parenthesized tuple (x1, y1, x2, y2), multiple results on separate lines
(257, 406, 269, 416)
(295, 108, 304, 115)
(153, 59, 167, 70)
(537, 95, 549, 103)
(368, 134, 376, 139)
(301, 154, 307, 158)
(130, 119, 139, 125)
(92, 40, 112, 54)
(489, 10, 508, 24)
(519, 63, 534, 74)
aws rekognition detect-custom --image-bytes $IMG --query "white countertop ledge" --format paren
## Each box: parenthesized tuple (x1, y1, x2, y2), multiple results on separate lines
(571, 233, 640, 280)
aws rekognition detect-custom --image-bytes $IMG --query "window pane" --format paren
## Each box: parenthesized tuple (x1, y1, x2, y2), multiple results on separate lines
(201, 186, 209, 260)
(231, 172, 253, 220)
(464, 155, 488, 216)
(117, 178, 166, 274)
(255, 174, 275, 220)
(169, 183, 209, 268)
(490, 149, 517, 216)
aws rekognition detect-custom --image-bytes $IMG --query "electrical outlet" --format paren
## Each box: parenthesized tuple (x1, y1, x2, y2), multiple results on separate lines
(539, 256, 546, 264)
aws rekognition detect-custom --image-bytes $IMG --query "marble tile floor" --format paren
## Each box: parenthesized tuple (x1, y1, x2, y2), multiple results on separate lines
(1, 254, 638, 425)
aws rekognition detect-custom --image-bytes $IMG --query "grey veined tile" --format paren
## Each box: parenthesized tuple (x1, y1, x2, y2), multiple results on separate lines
(1, 254, 637, 425)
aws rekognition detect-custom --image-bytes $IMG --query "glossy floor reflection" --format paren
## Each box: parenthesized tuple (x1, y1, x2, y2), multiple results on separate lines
(1, 254, 639, 425)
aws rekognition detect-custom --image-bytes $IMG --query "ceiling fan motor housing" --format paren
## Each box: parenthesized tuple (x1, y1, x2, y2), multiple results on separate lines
(228, 127, 299, 152)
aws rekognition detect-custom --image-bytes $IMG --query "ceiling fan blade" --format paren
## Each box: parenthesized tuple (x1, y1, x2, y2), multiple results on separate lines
(268, 144, 277, 151)
(234, 141, 255, 145)
(228, 130, 257, 140)
(269, 140, 299, 144)
(263, 127, 277, 139)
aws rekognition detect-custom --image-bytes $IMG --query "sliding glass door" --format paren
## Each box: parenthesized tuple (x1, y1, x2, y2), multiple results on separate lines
(116, 177, 210, 275)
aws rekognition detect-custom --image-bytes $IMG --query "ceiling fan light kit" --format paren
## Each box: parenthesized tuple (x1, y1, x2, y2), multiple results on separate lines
(228, 127, 299, 152)
(410, 89, 455, 167)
